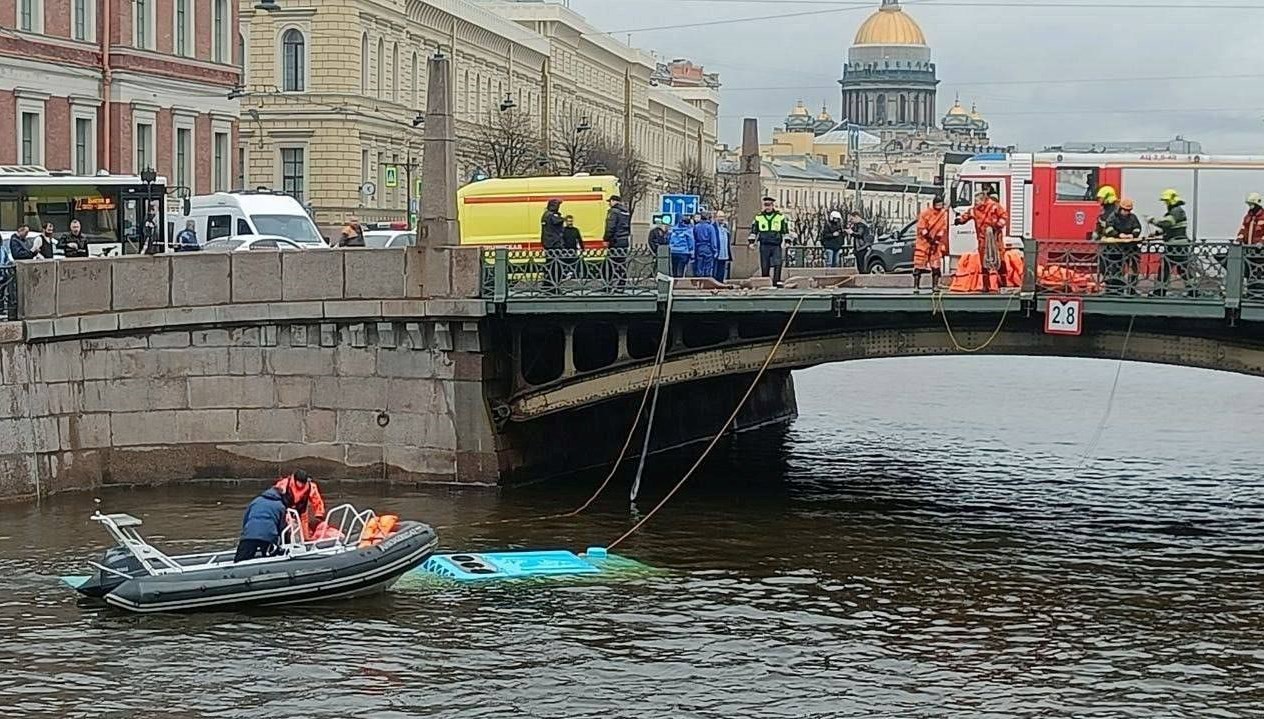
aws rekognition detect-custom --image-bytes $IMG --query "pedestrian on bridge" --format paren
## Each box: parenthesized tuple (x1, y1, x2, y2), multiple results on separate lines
(668, 214, 695, 278)
(603, 195, 632, 289)
(713, 211, 732, 282)
(540, 198, 566, 294)
(914, 196, 949, 293)
(749, 197, 790, 286)
(1147, 189, 1192, 297)
(819, 210, 846, 269)
(692, 211, 719, 279)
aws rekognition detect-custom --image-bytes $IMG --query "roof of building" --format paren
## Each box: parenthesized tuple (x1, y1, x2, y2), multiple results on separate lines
(853, 0, 927, 47)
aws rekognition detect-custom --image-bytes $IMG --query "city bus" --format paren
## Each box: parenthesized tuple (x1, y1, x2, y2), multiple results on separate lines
(0, 166, 170, 256)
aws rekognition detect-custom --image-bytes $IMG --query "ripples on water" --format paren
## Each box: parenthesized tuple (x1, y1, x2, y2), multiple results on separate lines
(1, 357, 1262, 718)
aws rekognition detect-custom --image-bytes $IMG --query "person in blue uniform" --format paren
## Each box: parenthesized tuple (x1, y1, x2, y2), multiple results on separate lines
(234, 485, 292, 562)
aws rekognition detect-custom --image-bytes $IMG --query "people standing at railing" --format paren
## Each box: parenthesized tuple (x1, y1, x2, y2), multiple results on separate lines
(819, 210, 846, 269)
(1237, 193, 1264, 245)
(31, 222, 55, 259)
(955, 192, 1009, 292)
(749, 197, 790, 287)
(648, 215, 670, 257)
(7, 224, 35, 263)
(540, 198, 566, 293)
(175, 220, 201, 252)
(692, 211, 719, 279)
(1147, 189, 1192, 297)
(669, 214, 695, 277)
(57, 219, 90, 258)
(1093, 185, 1120, 241)
(603, 195, 632, 289)
(914, 196, 949, 293)
(847, 210, 872, 274)
(713, 211, 732, 282)
(1099, 198, 1144, 295)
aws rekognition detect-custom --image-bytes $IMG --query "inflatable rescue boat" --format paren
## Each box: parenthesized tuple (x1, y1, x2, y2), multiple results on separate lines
(63, 505, 437, 613)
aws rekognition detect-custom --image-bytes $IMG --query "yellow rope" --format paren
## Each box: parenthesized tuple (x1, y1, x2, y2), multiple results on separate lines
(930, 288, 1019, 353)
(607, 296, 807, 551)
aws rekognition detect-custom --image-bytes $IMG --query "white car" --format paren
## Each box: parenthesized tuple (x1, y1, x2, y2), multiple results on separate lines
(363, 230, 416, 248)
(201, 235, 308, 252)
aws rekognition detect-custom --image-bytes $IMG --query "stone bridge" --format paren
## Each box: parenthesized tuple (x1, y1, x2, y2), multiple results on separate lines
(2, 240, 1263, 501)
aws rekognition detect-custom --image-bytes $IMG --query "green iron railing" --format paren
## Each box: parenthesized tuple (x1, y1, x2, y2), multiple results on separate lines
(480, 247, 665, 301)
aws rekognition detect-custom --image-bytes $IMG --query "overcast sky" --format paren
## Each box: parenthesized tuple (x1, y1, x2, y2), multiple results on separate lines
(567, 0, 1263, 153)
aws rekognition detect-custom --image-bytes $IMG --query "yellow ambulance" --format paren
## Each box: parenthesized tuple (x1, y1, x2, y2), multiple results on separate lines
(457, 174, 620, 248)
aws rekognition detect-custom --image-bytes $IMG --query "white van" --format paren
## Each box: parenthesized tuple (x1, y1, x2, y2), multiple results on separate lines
(183, 191, 326, 248)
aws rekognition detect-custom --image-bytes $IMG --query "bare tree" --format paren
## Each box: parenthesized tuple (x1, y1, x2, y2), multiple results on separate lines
(552, 115, 598, 176)
(673, 157, 717, 209)
(713, 170, 739, 216)
(470, 109, 539, 178)
(588, 134, 650, 215)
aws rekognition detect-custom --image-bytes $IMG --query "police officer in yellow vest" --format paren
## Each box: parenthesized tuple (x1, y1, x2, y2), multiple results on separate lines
(748, 196, 791, 286)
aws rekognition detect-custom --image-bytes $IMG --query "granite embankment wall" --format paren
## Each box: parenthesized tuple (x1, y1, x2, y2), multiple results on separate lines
(0, 248, 501, 502)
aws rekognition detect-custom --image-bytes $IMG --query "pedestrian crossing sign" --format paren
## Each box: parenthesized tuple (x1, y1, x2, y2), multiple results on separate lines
(385, 166, 398, 188)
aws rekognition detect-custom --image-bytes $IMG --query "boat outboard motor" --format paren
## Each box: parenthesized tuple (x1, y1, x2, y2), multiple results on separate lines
(75, 546, 145, 598)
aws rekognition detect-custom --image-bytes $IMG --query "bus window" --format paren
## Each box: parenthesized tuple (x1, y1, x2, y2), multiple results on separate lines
(979, 181, 1002, 202)
(207, 215, 232, 240)
(1055, 168, 1099, 202)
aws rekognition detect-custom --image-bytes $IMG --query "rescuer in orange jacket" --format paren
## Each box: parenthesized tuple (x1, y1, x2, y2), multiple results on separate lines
(1238, 193, 1264, 245)
(955, 191, 1009, 292)
(273, 470, 326, 541)
(914, 195, 950, 293)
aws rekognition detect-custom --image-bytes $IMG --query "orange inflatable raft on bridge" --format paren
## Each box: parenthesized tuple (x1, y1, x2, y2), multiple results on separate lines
(948, 250, 1101, 294)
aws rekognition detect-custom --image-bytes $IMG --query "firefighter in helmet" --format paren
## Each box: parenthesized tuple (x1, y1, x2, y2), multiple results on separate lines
(1147, 189, 1192, 297)
(1093, 185, 1120, 241)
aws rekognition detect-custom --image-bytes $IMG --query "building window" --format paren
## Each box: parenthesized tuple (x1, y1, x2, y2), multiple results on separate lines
(19, 0, 40, 33)
(238, 32, 246, 73)
(281, 29, 306, 92)
(134, 0, 152, 49)
(361, 148, 370, 186)
(175, 127, 192, 189)
(136, 123, 154, 171)
(361, 34, 369, 94)
(74, 118, 92, 174)
(20, 113, 41, 165)
(214, 133, 230, 191)
(175, 0, 192, 57)
(237, 146, 246, 189)
(392, 43, 399, 102)
(73, 0, 92, 41)
(412, 52, 420, 108)
(281, 147, 305, 202)
(213, 0, 228, 62)
(376, 38, 384, 98)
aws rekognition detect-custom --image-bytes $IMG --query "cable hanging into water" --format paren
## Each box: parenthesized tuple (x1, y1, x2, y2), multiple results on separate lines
(1066, 315, 1136, 477)
(607, 296, 807, 551)
(436, 275, 677, 532)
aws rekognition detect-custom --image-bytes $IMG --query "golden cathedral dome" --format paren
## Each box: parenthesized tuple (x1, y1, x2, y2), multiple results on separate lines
(947, 98, 968, 116)
(853, 0, 927, 46)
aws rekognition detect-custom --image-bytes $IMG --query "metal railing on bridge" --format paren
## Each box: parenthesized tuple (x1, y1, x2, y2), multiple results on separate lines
(480, 247, 662, 301)
(1034, 240, 1231, 299)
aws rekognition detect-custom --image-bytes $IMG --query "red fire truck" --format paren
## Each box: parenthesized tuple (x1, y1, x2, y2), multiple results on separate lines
(948, 151, 1264, 255)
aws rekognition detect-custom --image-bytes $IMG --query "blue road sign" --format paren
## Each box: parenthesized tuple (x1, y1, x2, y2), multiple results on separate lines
(660, 194, 700, 222)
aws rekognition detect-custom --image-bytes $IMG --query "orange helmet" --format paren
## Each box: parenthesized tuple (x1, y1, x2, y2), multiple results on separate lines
(1119, 198, 1135, 211)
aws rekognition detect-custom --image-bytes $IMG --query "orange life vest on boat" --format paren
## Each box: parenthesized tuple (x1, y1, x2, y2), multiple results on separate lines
(358, 514, 400, 548)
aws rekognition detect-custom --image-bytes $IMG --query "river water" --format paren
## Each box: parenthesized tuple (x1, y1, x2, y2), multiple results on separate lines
(1, 357, 1262, 718)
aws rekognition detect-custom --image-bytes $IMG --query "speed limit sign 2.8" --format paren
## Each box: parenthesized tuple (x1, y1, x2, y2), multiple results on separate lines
(1045, 297, 1083, 336)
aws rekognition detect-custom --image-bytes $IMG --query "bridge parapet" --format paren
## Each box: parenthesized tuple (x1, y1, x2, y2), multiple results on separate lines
(13, 247, 489, 341)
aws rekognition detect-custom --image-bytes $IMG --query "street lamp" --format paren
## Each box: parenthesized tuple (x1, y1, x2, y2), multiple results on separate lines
(412, 111, 425, 128)
(499, 94, 517, 112)
(576, 117, 591, 133)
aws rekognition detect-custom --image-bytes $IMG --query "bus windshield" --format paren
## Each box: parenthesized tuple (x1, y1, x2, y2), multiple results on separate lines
(250, 214, 324, 245)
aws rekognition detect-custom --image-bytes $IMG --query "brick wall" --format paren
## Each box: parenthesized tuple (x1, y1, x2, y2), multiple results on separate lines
(156, 0, 174, 55)
(195, 113, 212, 192)
(45, 0, 70, 39)
(0, 90, 14, 165)
(155, 108, 173, 178)
(45, 97, 72, 170)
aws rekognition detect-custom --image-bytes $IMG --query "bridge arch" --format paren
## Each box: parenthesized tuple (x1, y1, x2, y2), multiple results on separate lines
(508, 322, 1264, 422)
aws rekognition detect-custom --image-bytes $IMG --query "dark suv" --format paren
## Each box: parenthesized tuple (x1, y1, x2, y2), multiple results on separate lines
(861, 220, 916, 274)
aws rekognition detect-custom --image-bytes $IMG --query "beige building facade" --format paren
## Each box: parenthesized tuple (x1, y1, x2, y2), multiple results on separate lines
(240, 0, 717, 232)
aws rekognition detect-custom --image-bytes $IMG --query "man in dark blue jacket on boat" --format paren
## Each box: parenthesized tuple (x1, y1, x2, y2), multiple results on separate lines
(235, 485, 292, 562)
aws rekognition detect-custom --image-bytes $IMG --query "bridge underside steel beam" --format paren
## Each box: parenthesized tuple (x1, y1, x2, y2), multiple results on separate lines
(508, 324, 1264, 421)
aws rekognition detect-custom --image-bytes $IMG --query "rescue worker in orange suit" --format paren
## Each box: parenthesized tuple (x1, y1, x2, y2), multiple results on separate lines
(913, 195, 949, 293)
(1238, 193, 1264, 245)
(273, 470, 326, 541)
(955, 191, 1009, 292)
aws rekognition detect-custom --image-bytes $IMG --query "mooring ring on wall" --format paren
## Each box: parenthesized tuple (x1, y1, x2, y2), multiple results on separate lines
(376, 411, 391, 428)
